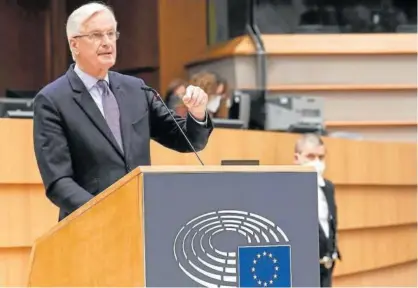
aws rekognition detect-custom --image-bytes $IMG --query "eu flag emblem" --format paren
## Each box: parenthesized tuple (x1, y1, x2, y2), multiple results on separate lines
(238, 245, 292, 287)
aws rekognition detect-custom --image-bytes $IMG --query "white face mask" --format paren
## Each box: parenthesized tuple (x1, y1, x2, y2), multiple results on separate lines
(302, 159, 326, 187)
(207, 95, 222, 113)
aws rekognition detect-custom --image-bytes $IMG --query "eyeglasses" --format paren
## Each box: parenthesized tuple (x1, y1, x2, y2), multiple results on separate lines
(73, 31, 120, 42)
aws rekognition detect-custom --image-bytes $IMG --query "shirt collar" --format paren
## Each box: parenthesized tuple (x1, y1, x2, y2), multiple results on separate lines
(74, 64, 109, 91)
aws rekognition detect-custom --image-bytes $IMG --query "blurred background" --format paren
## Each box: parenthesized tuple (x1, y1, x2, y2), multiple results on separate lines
(0, 0, 416, 286)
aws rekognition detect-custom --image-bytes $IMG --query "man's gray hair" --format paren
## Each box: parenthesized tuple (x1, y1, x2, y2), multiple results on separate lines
(66, 2, 116, 40)
(294, 133, 324, 153)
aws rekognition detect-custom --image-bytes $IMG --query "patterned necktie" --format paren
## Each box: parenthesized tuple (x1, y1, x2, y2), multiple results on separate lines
(96, 80, 123, 152)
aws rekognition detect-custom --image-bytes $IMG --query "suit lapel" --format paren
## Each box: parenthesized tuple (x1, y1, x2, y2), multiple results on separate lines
(109, 72, 131, 160)
(67, 66, 125, 159)
(322, 182, 335, 216)
(318, 224, 326, 240)
(319, 183, 332, 240)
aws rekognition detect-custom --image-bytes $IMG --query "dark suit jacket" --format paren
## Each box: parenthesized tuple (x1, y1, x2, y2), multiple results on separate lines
(319, 179, 341, 261)
(33, 65, 213, 221)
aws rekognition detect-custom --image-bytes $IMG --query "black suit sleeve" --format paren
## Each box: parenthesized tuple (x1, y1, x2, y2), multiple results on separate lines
(328, 181, 337, 225)
(33, 93, 93, 213)
(146, 89, 213, 152)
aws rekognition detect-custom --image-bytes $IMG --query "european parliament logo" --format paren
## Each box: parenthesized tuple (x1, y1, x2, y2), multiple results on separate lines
(173, 210, 292, 287)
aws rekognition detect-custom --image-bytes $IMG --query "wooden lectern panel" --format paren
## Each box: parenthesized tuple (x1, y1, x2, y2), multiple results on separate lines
(27, 170, 145, 287)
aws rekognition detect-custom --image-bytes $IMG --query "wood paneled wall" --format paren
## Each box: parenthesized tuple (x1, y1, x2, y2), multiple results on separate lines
(0, 119, 416, 286)
(110, 0, 159, 72)
(0, 0, 207, 97)
(158, 0, 208, 95)
(0, 0, 48, 96)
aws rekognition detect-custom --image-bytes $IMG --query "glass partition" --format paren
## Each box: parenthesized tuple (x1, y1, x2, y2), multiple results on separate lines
(207, 0, 417, 45)
(254, 0, 416, 34)
(207, 0, 250, 46)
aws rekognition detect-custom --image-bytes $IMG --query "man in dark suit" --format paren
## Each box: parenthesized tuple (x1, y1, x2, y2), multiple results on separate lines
(294, 133, 341, 287)
(33, 2, 213, 221)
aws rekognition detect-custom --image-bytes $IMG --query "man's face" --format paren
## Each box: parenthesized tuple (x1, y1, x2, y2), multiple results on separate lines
(295, 143, 325, 165)
(70, 10, 117, 72)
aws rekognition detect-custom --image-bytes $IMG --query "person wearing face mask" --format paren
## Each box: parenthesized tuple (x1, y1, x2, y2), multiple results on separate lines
(294, 133, 341, 287)
(212, 75, 230, 119)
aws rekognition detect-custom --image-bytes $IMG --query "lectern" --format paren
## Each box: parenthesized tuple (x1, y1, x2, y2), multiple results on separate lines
(27, 166, 320, 287)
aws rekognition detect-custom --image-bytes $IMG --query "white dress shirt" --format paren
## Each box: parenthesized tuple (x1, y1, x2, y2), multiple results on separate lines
(74, 65, 109, 117)
(317, 177, 330, 238)
(73, 65, 207, 124)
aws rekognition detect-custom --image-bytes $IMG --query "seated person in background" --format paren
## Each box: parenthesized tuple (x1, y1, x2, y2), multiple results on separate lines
(341, 0, 372, 32)
(165, 79, 188, 112)
(372, 0, 407, 32)
(189, 71, 219, 118)
(299, 0, 338, 26)
(294, 133, 341, 287)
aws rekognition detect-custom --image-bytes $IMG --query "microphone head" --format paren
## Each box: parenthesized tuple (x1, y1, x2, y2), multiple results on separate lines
(140, 85, 154, 92)
(141, 85, 161, 98)
(141, 85, 162, 102)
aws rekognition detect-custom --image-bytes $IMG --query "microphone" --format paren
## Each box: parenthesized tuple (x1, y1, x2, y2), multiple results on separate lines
(140, 85, 205, 166)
